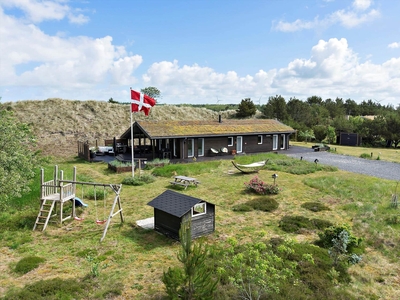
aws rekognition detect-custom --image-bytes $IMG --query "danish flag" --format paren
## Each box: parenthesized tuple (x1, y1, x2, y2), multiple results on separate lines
(131, 89, 156, 116)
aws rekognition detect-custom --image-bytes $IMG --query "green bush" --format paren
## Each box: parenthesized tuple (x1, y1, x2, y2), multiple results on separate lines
(3, 278, 89, 299)
(316, 224, 363, 254)
(359, 153, 372, 159)
(279, 216, 333, 233)
(232, 203, 254, 212)
(247, 198, 279, 212)
(108, 160, 132, 167)
(122, 173, 156, 186)
(145, 158, 170, 169)
(301, 202, 331, 212)
(14, 256, 45, 274)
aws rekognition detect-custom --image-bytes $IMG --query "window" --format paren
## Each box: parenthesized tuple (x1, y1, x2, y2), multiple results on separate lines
(228, 137, 233, 146)
(192, 202, 206, 217)
(187, 138, 194, 157)
(273, 135, 278, 150)
(197, 138, 204, 156)
(258, 135, 263, 144)
(280, 134, 285, 149)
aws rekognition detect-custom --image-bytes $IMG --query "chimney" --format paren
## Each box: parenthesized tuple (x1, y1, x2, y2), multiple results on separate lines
(218, 114, 222, 123)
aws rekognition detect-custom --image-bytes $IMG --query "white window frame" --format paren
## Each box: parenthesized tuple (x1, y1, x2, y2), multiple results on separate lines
(187, 138, 194, 157)
(197, 138, 204, 157)
(273, 135, 278, 150)
(192, 202, 206, 217)
(258, 135, 263, 144)
(280, 134, 285, 149)
(228, 137, 233, 146)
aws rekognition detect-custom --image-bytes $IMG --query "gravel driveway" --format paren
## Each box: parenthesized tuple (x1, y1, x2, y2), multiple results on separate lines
(284, 146, 400, 181)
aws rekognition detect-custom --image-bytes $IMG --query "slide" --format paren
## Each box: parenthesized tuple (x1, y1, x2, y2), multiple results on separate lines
(74, 197, 88, 208)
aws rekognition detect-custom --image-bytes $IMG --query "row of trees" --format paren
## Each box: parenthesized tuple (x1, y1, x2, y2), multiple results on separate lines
(236, 96, 400, 147)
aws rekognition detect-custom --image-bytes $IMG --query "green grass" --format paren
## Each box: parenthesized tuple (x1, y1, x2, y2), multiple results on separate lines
(1, 154, 400, 299)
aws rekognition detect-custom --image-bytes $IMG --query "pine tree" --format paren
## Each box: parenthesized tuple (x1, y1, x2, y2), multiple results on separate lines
(162, 217, 218, 299)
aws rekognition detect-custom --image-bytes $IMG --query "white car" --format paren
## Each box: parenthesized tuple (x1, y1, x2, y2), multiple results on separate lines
(96, 146, 114, 155)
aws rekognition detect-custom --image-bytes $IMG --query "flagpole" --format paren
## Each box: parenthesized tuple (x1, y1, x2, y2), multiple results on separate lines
(130, 88, 135, 178)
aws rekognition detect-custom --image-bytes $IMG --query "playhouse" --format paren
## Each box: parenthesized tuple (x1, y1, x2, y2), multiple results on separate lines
(147, 190, 215, 240)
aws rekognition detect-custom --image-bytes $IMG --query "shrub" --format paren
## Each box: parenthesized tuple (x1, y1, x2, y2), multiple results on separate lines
(244, 176, 281, 195)
(108, 160, 132, 167)
(232, 203, 254, 212)
(359, 153, 372, 159)
(279, 216, 333, 233)
(301, 202, 331, 212)
(145, 158, 170, 169)
(14, 256, 45, 274)
(316, 224, 363, 255)
(4, 278, 89, 299)
(247, 198, 279, 212)
(122, 173, 156, 186)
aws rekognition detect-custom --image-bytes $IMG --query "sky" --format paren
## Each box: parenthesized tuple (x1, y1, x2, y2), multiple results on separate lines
(1, 0, 400, 106)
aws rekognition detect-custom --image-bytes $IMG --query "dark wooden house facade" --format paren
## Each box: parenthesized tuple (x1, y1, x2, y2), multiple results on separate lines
(119, 117, 296, 160)
(147, 190, 215, 240)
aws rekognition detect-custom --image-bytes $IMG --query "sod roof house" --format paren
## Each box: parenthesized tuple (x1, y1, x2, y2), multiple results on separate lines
(147, 190, 215, 240)
(119, 117, 295, 160)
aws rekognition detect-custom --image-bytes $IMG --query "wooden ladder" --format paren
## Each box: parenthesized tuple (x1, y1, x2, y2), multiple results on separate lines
(33, 199, 56, 231)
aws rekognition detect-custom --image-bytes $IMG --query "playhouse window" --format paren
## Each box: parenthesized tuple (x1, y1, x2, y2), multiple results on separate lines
(192, 202, 206, 217)
(228, 137, 233, 146)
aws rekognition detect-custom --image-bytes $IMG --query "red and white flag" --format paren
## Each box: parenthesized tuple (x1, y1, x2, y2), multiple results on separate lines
(131, 89, 156, 116)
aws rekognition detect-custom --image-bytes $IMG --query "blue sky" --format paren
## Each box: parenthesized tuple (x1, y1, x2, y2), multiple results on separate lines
(1, 0, 399, 106)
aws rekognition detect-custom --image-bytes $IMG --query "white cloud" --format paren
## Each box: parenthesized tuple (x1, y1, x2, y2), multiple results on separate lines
(330, 8, 379, 28)
(273, 0, 380, 32)
(388, 42, 400, 49)
(0, 6, 141, 91)
(0, 0, 89, 24)
(352, 0, 372, 11)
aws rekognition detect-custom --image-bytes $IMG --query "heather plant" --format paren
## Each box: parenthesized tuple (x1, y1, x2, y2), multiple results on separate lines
(244, 176, 281, 195)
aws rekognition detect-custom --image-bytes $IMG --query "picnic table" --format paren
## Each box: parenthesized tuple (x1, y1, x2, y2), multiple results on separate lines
(170, 176, 201, 189)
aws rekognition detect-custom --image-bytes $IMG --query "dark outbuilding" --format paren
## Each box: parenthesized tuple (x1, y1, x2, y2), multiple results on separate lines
(147, 190, 215, 240)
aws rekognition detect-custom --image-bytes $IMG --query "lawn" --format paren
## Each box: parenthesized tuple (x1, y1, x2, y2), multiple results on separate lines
(1, 152, 399, 299)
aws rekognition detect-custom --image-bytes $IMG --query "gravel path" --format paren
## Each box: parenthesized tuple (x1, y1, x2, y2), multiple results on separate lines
(285, 146, 400, 181)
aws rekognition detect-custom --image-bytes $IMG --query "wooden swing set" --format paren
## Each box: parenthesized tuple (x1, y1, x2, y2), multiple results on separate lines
(33, 165, 124, 242)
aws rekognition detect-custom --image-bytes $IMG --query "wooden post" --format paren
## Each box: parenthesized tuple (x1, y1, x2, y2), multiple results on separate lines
(59, 170, 64, 224)
(72, 167, 77, 219)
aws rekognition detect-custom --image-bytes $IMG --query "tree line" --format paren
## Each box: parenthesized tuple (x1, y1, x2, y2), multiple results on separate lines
(236, 95, 400, 148)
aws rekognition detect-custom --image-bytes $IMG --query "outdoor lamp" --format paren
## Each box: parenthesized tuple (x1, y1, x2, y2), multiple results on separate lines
(272, 173, 278, 184)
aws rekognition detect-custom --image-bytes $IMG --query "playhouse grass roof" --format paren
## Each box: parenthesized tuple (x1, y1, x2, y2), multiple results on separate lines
(122, 119, 295, 139)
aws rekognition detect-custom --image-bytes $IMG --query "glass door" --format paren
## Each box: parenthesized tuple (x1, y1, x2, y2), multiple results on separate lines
(273, 135, 278, 150)
(197, 138, 204, 156)
(236, 136, 243, 153)
(187, 139, 194, 157)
